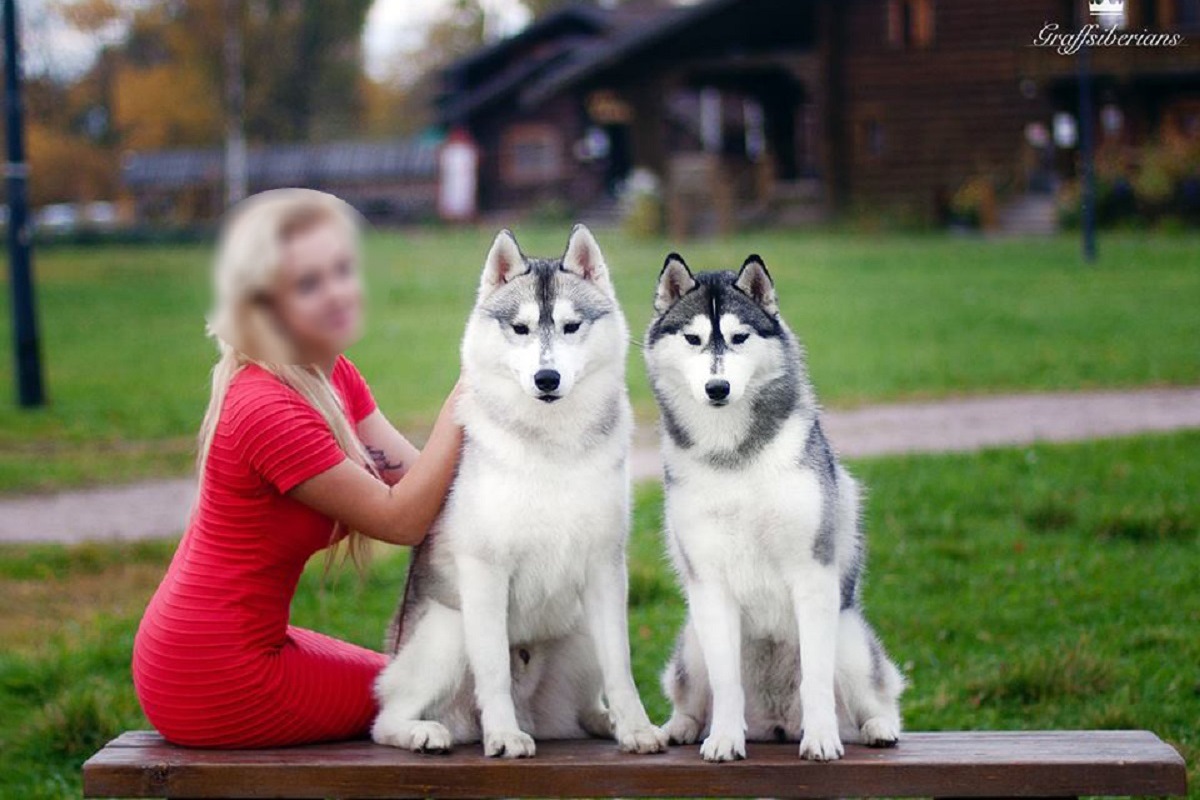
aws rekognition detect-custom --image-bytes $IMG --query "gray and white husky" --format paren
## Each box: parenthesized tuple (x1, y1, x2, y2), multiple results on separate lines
(646, 253, 904, 762)
(372, 225, 666, 759)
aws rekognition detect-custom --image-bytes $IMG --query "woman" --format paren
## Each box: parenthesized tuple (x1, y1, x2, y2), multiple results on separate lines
(132, 189, 462, 748)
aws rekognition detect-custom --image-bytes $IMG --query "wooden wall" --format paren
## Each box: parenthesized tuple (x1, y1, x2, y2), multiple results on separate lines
(839, 0, 1066, 218)
(471, 94, 608, 214)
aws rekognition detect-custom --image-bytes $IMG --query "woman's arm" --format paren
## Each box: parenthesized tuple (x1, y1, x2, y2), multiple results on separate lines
(356, 409, 421, 486)
(289, 384, 463, 546)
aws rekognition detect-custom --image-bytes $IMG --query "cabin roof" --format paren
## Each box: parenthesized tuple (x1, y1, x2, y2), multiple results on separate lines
(437, 0, 820, 124)
(437, 0, 698, 124)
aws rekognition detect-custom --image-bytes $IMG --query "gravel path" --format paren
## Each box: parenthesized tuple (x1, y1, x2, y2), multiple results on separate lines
(4, 386, 1199, 545)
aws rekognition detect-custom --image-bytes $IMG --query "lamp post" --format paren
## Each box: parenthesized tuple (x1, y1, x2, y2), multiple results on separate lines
(1078, 35, 1098, 263)
(3, 0, 45, 407)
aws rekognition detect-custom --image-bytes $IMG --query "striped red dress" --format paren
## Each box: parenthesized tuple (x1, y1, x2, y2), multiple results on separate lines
(132, 356, 388, 748)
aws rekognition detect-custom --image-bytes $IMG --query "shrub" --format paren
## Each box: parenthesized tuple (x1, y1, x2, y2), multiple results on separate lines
(619, 168, 664, 238)
(1059, 135, 1200, 228)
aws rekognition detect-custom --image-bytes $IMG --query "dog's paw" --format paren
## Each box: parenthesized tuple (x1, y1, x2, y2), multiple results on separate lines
(410, 721, 453, 754)
(860, 716, 900, 748)
(617, 722, 668, 754)
(371, 716, 421, 750)
(661, 714, 702, 745)
(699, 730, 746, 762)
(798, 722, 844, 762)
(484, 729, 536, 759)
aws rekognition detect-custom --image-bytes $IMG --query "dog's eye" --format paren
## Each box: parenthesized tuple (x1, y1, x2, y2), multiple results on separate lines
(684, 334, 702, 346)
(512, 323, 530, 336)
(731, 332, 750, 345)
(563, 321, 581, 335)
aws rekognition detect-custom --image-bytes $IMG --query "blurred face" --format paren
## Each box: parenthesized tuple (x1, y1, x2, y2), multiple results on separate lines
(270, 217, 363, 363)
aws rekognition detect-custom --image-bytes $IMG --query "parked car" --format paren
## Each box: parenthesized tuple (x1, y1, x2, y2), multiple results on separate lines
(35, 204, 79, 233)
(82, 201, 120, 229)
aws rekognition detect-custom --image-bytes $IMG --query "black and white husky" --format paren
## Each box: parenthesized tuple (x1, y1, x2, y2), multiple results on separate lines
(372, 226, 666, 759)
(646, 254, 904, 762)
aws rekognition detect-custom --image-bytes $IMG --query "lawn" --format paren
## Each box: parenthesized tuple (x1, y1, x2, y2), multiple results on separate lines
(0, 432, 1196, 799)
(1, 228, 1199, 493)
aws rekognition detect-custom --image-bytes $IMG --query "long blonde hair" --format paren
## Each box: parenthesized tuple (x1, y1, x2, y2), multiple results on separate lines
(198, 188, 373, 567)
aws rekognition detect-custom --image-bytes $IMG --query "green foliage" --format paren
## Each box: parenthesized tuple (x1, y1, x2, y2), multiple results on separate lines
(1060, 136, 1200, 228)
(620, 169, 666, 238)
(948, 174, 997, 229)
(1, 433, 1198, 797)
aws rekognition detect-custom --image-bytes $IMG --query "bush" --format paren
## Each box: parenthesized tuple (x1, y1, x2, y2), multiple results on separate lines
(949, 176, 1000, 230)
(619, 168, 664, 238)
(32, 225, 213, 248)
(1059, 135, 1200, 228)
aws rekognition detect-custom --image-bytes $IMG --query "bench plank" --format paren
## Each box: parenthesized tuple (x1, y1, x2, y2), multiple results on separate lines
(83, 730, 1187, 799)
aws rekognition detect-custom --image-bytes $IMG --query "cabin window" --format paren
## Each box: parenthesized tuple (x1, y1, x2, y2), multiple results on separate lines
(502, 124, 564, 185)
(887, 0, 935, 48)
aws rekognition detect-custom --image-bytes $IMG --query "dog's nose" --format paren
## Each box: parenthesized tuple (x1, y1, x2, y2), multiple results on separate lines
(705, 379, 731, 402)
(534, 369, 561, 393)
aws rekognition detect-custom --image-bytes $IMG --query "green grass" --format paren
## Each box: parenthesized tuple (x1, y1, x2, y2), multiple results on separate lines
(0, 432, 1196, 798)
(2, 228, 1199, 492)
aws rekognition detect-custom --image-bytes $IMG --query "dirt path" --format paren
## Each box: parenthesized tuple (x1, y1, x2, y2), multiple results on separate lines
(4, 386, 1199, 545)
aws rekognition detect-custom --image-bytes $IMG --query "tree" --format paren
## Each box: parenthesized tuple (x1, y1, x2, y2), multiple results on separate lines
(364, 0, 490, 136)
(26, 123, 114, 205)
(105, 0, 371, 148)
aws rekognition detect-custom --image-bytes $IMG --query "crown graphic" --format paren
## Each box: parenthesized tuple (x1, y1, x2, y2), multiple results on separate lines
(1089, 0, 1123, 14)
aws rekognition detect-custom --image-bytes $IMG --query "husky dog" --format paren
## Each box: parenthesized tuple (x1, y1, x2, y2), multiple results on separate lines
(646, 253, 904, 763)
(372, 226, 666, 759)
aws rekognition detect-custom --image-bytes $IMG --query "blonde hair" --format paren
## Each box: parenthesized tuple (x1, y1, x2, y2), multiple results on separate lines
(199, 188, 373, 568)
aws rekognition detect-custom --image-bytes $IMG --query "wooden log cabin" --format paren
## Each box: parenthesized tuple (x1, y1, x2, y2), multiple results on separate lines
(436, 0, 1200, 230)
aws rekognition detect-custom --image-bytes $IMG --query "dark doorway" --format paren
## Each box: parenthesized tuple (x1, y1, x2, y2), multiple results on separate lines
(605, 123, 633, 195)
(682, 67, 808, 181)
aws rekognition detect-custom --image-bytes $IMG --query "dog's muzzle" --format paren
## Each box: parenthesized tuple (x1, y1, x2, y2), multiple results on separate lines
(535, 369, 561, 402)
(705, 378, 731, 406)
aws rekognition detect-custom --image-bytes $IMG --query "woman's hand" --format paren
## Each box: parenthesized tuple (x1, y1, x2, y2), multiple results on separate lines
(288, 381, 464, 546)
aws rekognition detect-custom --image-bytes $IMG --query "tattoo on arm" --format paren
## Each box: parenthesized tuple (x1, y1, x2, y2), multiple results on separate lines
(367, 445, 405, 473)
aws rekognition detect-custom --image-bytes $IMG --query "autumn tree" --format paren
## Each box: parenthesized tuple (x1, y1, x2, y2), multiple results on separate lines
(362, 0, 490, 136)
(79, 0, 371, 149)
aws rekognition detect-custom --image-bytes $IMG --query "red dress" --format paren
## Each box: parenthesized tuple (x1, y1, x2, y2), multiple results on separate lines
(133, 356, 389, 748)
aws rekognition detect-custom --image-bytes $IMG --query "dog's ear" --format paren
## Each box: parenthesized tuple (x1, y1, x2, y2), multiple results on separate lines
(480, 229, 524, 297)
(734, 254, 778, 316)
(655, 253, 697, 315)
(562, 224, 612, 293)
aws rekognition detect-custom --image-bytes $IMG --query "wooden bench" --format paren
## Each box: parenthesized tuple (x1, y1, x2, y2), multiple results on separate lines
(83, 729, 1186, 799)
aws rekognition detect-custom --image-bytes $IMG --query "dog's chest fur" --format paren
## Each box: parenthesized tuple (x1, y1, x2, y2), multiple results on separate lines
(423, 387, 632, 645)
(663, 414, 824, 635)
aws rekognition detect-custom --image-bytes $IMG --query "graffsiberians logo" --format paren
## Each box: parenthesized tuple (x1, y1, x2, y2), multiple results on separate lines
(1033, 0, 1184, 55)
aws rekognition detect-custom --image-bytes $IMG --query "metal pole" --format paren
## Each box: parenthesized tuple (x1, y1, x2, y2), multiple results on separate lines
(223, 0, 246, 206)
(1078, 37, 1097, 263)
(3, 0, 45, 407)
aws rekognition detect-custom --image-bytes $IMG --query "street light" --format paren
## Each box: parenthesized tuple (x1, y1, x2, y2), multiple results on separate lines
(1078, 33, 1098, 263)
